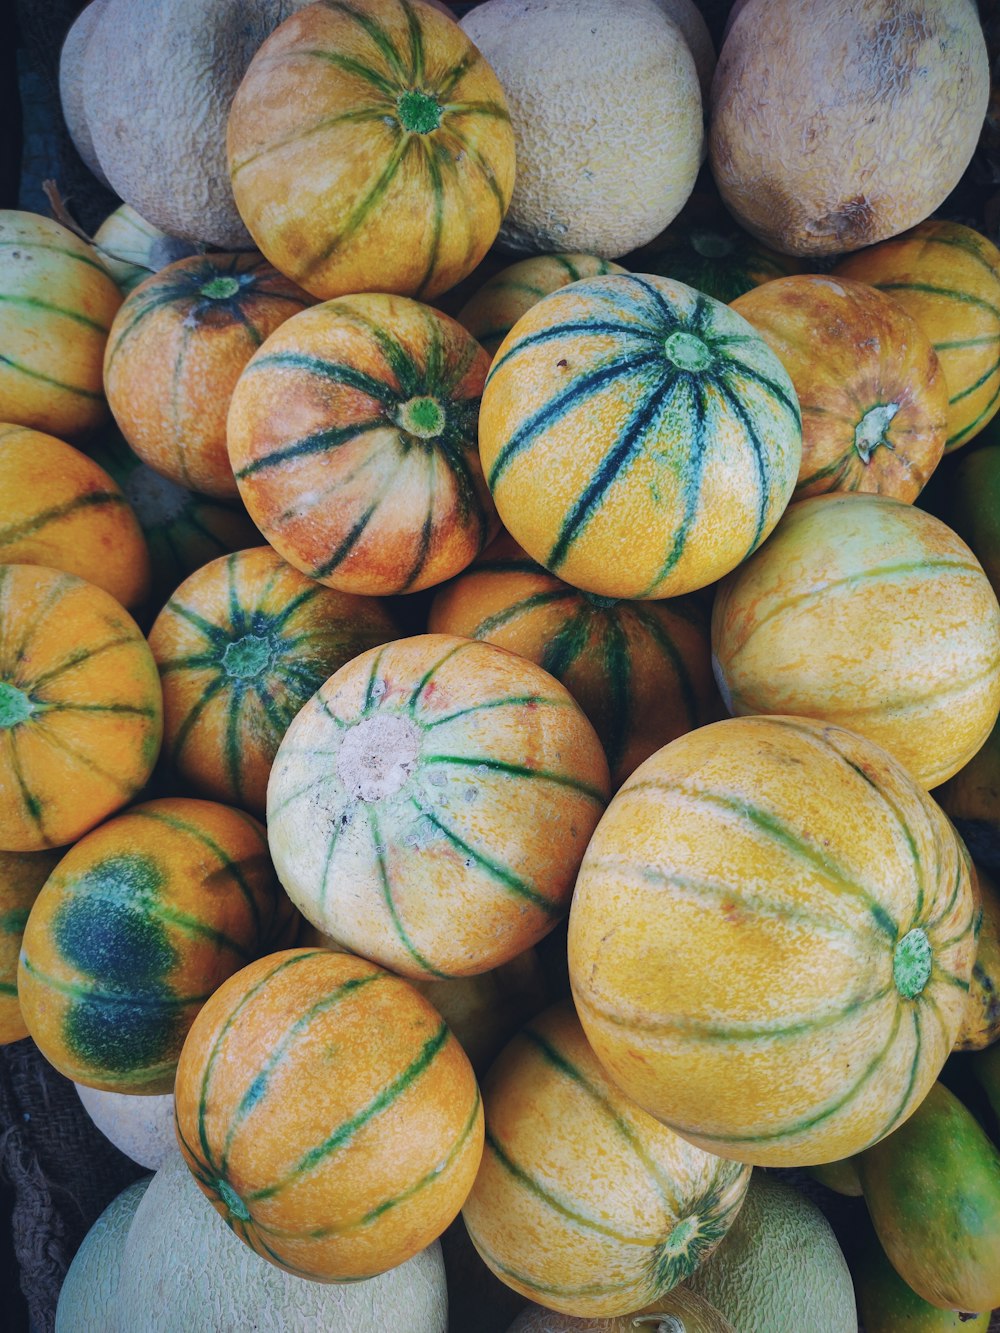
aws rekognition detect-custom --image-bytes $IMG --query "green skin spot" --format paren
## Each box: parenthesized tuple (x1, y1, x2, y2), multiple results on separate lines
(217, 1179, 251, 1221)
(854, 402, 900, 464)
(661, 1213, 700, 1257)
(200, 276, 241, 300)
(398, 395, 446, 439)
(397, 90, 442, 134)
(222, 634, 273, 679)
(0, 682, 33, 729)
(664, 330, 714, 372)
(894, 927, 933, 999)
(581, 592, 619, 610)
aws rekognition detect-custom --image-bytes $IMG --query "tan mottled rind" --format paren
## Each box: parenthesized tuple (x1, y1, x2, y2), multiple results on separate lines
(710, 0, 989, 257)
(461, 0, 703, 258)
(115, 1156, 448, 1330)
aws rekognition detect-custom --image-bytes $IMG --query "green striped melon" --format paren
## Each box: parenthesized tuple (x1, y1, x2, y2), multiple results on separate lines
(462, 1000, 750, 1318)
(428, 532, 722, 787)
(478, 274, 802, 600)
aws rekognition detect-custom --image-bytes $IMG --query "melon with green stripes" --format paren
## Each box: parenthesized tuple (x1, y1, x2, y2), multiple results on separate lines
(478, 273, 802, 600)
(85, 425, 261, 614)
(227, 0, 516, 301)
(457, 254, 628, 358)
(173, 948, 484, 1281)
(567, 714, 979, 1167)
(266, 633, 610, 978)
(428, 532, 722, 787)
(0, 848, 60, 1044)
(228, 293, 497, 596)
(834, 221, 1000, 452)
(149, 546, 397, 817)
(104, 252, 311, 499)
(0, 564, 163, 852)
(93, 204, 198, 295)
(0, 211, 122, 439)
(710, 493, 1000, 791)
(0, 423, 150, 609)
(462, 1000, 750, 1318)
(17, 797, 297, 1094)
(955, 864, 1000, 1051)
(936, 712, 1000, 871)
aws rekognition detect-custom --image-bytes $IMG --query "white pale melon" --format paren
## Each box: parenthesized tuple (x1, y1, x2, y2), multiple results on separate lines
(58, 0, 112, 187)
(75, 1083, 179, 1171)
(54, 1178, 149, 1333)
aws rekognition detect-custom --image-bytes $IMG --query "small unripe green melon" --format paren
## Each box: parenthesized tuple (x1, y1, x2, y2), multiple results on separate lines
(55, 1177, 150, 1333)
(114, 1156, 448, 1331)
(686, 1173, 856, 1333)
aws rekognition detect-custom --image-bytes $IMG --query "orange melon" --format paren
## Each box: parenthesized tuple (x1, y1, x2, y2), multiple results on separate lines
(956, 865, 1000, 1051)
(0, 848, 61, 1044)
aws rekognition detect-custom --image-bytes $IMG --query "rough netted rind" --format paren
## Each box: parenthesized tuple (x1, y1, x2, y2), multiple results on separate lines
(54, 1177, 150, 1333)
(75, 1084, 179, 1171)
(687, 1173, 857, 1333)
(58, 0, 112, 188)
(115, 1155, 448, 1331)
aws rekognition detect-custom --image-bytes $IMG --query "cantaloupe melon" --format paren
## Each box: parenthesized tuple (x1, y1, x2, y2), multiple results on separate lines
(58, 0, 111, 188)
(460, 0, 703, 257)
(75, 1084, 178, 1171)
(651, 0, 715, 103)
(114, 1156, 449, 1331)
(54, 1177, 149, 1333)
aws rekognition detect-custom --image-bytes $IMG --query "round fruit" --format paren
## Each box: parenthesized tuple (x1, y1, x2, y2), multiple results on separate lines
(104, 253, 311, 499)
(54, 1177, 149, 1333)
(568, 715, 978, 1166)
(0, 211, 121, 439)
(228, 0, 515, 301)
(227, 294, 496, 595)
(711, 493, 1000, 790)
(853, 1220, 991, 1332)
(505, 1291, 735, 1333)
(457, 254, 628, 359)
(149, 546, 397, 815)
(462, 1001, 750, 1317)
(711, 0, 989, 256)
(0, 848, 60, 1043)
(956, 865, 1000, 1050)
(116, 1155, 449, 1331)
(0, 565, 162, 852)
(649, 0, 715, 102)
(936, 714, 1000, 870)
(75, 1083, 178, 1170)
(93, 205, 199, 295)
(461, 0, 702, 257)
(478, 273, 801, 599)
(173, 949, 484, 1282)
(57, 0, 112, 189)
(834, 221, 1000, 452)
(0, 423, 150, 607)
(18, 797, 296, 1093)
(428, 533, 722, 786)
(730, 276, 947, 502)
(267, 634, 609, 978)
(920, 441, 1000, 597)
(687, 1173, 857, 1333)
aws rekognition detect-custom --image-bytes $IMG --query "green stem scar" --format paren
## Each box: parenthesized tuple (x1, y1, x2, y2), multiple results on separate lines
(217, 1179, 251, 1221)
(664, 331, 713, 372)
(893, 927, 932, 999)
(200, 276, 241, 300)
(661, 1213, 700, 1257)
(398, 395, 445, 439)
(397, 90, 442, 134)
(222, 634, 272, 679)
(0, 682, 33, 729)
(854, 402, 899, 464)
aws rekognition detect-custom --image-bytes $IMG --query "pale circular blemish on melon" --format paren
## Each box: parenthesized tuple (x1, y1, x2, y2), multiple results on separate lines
(854, 402, 900, 464)
(336, 715, 422, 802)
(664, 330, 714, 372)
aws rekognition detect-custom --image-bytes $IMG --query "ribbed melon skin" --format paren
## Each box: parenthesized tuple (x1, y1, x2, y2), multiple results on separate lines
(0, 565, 163, 852)
(173, 949, 484, 1282)
(834, 221, 1000, 452)
(150, 547, 396, 815)
(711, 493, 1000, 791)
(462, 1001, 750, 1318)
(478, 274, 802, 600)
(0, 423, 150, 609)
(228, 294, 497, 596)
(93, 205, 197, 295)
(0, 212, 122, 439)
(227, 0, 515, 301)
(267, 634, 609, 978)
(428, 533, 722, 787)
(568, 715, 978, 1167)
(0, 848, 61, 1044)
(18, 797, 297, 1093)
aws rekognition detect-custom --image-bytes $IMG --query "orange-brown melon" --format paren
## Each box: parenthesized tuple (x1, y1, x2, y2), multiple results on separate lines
(0, 848, 61, 1044)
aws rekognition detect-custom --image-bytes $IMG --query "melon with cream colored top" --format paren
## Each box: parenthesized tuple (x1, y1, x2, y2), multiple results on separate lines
(227, 0, 515, 301)
(461, 0, 702, 258)
(462, 1001, 750, 1317)
(710, 493, 1000, 790)
(267, 634, 609, 978)
(711, 0, 989, 257)
(567, 715, 978, 1166)
(92, 205, 198, 295)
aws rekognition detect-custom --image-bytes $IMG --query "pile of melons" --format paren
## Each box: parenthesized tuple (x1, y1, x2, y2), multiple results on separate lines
(3, 0, 1000, 1329)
